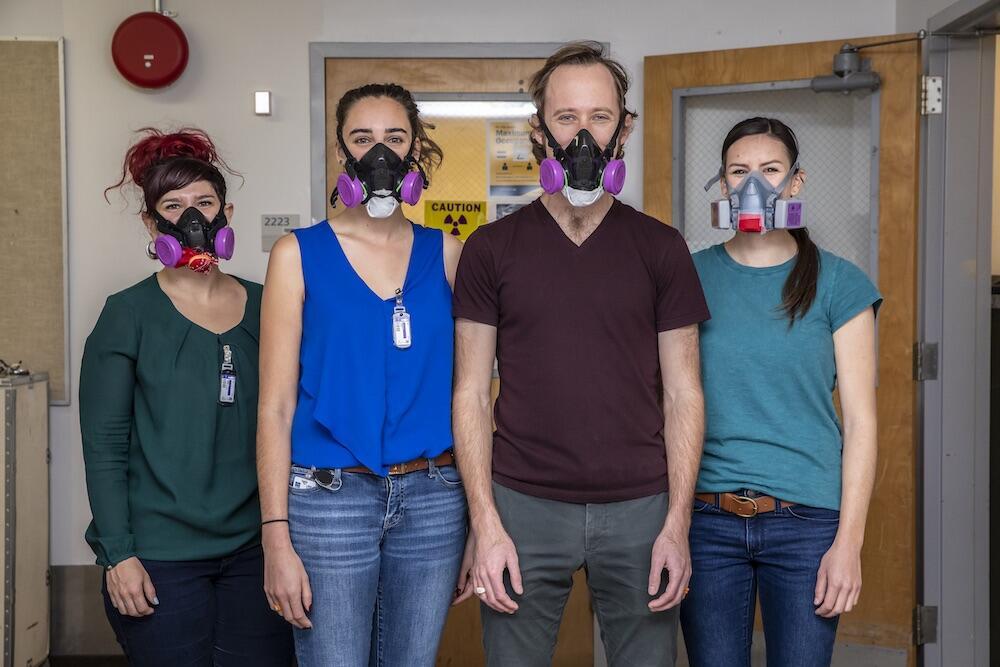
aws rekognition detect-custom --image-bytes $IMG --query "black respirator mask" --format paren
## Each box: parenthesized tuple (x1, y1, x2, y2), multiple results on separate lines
(331, 141, 426, 218)
(538, 117, 627, 207)
(151, 206, 234, 271)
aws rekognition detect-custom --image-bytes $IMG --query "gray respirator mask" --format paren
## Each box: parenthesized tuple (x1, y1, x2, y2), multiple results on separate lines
(704, 163, 804, 234)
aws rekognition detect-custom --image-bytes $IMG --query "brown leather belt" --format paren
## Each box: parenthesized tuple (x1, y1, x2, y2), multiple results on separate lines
(695, 492, 795, 517)
(344, 450, 455, 476)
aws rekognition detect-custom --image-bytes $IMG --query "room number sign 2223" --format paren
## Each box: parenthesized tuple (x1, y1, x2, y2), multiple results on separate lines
(263, 216, 292, 226)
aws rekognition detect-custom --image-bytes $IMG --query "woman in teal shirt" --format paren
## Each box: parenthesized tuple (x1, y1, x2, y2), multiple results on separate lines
(81, 128, 292, 665)
(680, 117, 881, 667)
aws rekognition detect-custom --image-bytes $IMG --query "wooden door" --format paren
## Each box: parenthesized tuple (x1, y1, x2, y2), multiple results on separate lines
(645, 36, 921, 665)
(322, 55, 594, 667)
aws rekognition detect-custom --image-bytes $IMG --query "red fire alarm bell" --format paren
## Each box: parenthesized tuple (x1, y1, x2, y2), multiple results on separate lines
(111, 11, 188, 89)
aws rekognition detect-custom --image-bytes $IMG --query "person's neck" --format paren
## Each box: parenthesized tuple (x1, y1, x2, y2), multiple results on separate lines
(541, 191, 614, 240)
(336, 207, 411, 244)
(724, 230, 798, 268)
(157, 264, 228, 302)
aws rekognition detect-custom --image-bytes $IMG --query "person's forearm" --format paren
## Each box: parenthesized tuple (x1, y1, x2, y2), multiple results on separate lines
(257, 409, 294, 546)
(836, 417, 877, 547)
(453, 388, 502, 532)
(663, 386, 705, 523)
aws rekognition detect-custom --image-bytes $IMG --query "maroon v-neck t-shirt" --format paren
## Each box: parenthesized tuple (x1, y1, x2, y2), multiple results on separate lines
(453, 198, 710, 503)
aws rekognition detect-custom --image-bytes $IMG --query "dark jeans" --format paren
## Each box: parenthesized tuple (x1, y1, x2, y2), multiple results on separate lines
(102, 544, 294, 667)
(680, 494, 841, 667)
(483, 482, 678, 667)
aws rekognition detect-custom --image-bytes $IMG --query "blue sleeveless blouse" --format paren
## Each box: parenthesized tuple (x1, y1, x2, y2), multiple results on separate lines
(290, 221, 454, 474)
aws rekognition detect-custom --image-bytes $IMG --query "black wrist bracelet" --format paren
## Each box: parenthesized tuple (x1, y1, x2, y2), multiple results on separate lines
(261, 518, 289, 526)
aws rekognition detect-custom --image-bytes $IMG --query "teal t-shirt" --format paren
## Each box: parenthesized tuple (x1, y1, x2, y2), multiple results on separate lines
(692, 244, 882, 510)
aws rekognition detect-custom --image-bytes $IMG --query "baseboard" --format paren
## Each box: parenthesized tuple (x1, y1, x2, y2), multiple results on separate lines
(49, 658, 127, 666)
(50, 565, 122, 656)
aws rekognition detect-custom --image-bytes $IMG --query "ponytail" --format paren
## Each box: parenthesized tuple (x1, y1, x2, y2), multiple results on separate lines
(781, 228, 820, 323)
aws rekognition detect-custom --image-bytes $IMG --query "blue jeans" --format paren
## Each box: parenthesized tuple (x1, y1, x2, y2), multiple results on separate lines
(288, 461, 467, 667)
(680, 494, 840, 667)
(102, 544, 294, 666)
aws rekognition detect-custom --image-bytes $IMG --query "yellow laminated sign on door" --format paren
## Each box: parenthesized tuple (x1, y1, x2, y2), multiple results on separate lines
(488, 120, 536, 195)
(423, 200, 487, 241)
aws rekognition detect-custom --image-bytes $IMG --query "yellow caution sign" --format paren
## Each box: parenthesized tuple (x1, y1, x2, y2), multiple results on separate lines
(424, 200, 487, 241)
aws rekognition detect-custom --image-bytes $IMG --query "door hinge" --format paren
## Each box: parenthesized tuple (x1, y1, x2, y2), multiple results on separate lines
(921, 75, 943, 115)
(45, 448, 50, 464)
(914, 342, 938, 381)
(914, 605, 938, 644)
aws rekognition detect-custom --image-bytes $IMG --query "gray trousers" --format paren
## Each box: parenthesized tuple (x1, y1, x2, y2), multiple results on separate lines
(482, 482, 678, 667)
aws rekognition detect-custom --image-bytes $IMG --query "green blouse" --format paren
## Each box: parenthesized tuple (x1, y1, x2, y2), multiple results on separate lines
(80, 274, 263, 567)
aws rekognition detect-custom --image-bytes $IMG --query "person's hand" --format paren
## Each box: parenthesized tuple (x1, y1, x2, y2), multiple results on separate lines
(471, 519, 522, 614)
(106, 557, 158, 617)
(452, 532, 476, 606)
(263, 528, 313, 629)
(647, 518, 691, 612)
(814, 539, 862, 618)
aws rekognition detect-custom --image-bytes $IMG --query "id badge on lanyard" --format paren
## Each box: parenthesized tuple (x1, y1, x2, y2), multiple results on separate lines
(219, 344, 236, 405)
(392, 288, 412, 350)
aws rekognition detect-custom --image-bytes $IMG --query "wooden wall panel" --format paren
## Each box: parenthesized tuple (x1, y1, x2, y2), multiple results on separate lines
(993, 35, 1000, 274)
(645, 35, 920, 663)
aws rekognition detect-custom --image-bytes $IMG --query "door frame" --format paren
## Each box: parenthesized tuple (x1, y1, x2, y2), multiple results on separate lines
(919, 2, 998, 665)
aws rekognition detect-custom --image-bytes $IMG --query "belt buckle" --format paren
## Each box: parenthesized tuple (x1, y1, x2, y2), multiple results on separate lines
(733, 494, 759, 518)
(388, 463, 404, 475)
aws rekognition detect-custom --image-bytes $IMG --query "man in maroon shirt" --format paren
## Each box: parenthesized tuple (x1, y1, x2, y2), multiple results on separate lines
(453, 41, 709, 666)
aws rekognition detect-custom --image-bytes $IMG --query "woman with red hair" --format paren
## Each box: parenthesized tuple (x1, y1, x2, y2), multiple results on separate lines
(80, 128, 293, 665)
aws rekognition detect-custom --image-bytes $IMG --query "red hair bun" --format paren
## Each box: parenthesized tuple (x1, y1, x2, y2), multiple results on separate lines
(122, 127, 221, 188)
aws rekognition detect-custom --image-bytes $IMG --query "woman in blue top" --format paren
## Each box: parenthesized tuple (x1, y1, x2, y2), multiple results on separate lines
(255, 83, 470, 666)
(680, 117, 881, 667)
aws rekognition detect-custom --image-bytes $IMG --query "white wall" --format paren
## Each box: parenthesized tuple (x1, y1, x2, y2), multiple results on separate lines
(1, 0, 896, 565)
(896, 0, 960, 32)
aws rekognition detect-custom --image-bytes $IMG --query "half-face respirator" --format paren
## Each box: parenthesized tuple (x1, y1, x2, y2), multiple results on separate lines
(704, 164, 804, 233)
(152, 205, 234, 272)
(538, 118, 626, 207)
(332, 141, 426, 219)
